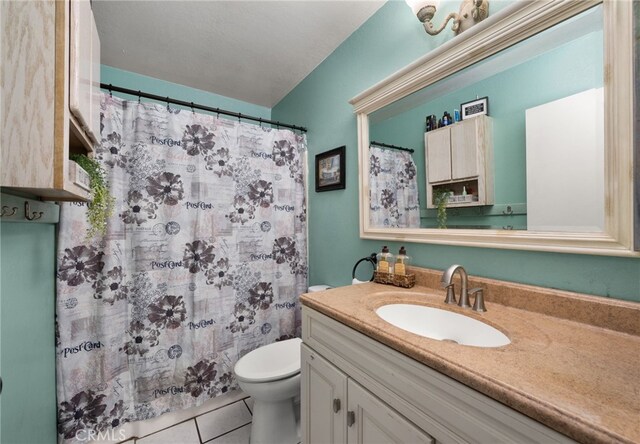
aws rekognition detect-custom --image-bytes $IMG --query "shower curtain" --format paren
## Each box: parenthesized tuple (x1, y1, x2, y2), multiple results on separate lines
(369, 145, 420, 228)
(55, 95, 307, 441)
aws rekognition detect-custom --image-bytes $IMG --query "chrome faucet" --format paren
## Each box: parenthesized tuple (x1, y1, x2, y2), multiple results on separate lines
(441, 265, 487, 312)
(441, 264, 471, 308)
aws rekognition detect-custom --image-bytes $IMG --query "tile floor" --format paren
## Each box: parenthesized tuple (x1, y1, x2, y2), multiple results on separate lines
(122, 397, 255, 444)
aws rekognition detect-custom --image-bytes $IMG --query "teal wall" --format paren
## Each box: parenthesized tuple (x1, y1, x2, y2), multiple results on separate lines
(0, 221, 57, 443)
(272, 1, 640, 301)
(101, 65, 271, 119)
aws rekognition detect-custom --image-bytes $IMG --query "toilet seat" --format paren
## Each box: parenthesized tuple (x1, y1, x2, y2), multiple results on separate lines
(234, 338, 302, 383)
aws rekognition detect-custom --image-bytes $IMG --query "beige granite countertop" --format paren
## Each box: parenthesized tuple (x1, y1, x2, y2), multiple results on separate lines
(300, 267, 640, 444)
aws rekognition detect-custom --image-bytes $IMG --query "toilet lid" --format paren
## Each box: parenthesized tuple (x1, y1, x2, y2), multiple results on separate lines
(234, 338, 302, 383)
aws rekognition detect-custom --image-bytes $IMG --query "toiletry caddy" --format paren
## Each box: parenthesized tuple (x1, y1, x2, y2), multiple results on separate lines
(373, 246, 415, 288)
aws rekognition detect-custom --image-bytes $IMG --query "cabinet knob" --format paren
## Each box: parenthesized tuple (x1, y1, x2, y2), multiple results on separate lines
(332, 398, 341, 413)
(347, 411, 356, 427)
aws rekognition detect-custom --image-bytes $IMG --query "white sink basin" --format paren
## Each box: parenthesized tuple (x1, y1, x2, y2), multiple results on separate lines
(375, 304, 510, 348)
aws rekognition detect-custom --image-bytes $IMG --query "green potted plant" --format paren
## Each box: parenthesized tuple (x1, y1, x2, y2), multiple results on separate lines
(434, 189, 451, 229)
(70, 154, 115, 238)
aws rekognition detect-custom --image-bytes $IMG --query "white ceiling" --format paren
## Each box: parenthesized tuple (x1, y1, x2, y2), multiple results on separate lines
(93, 1, 386, 108)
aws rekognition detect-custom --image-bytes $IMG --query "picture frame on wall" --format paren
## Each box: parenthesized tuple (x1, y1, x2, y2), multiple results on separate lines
(461, 96, 489, 120)
(315, 146, 346, 192)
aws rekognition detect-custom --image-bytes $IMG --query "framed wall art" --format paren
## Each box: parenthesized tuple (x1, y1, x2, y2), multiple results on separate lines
(316, 146, 346, 192)
(461, 96, 489, 120)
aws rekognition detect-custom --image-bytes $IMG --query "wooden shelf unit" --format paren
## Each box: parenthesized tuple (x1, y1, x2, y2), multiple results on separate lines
(425, 115, 494, 209)
(1, 0, 100, 201)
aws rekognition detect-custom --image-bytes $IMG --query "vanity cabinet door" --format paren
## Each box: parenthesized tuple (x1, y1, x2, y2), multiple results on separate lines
(301, 344, 348, 444)
(346, 379, 435, 444)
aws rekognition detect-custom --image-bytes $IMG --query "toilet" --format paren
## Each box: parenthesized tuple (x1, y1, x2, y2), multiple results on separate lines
(235, 338, 302, 444)
(233, 285, 330, 444)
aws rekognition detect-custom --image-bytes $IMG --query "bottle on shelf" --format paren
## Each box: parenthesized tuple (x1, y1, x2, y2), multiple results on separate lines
(395, 246, 411, 276)
(376, 246, 395, 274)
(428, 115, 436, 131)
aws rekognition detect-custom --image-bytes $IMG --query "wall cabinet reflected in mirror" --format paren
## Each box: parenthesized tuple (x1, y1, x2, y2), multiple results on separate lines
(425, 115, 493, 212)
(351, 0, 636, 256)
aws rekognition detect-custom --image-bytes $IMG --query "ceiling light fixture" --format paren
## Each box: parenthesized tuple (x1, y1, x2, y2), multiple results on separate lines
(405, 0, 489, 36)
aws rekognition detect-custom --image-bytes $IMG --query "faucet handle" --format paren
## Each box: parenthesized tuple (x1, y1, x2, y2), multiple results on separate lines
(444, 284, 456, 304)
(469, 288, 487, 312)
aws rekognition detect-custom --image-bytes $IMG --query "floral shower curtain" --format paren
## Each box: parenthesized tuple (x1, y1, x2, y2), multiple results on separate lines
(55, 94, 307, 441)
(369, 145, 420, 228)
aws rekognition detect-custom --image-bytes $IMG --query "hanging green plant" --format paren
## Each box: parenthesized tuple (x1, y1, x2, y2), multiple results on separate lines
(434, 189, 451, 229)
(70, 154, 115, 238)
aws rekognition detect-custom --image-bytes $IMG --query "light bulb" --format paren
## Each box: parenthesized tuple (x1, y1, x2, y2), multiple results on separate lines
(405, 0, 440, 16)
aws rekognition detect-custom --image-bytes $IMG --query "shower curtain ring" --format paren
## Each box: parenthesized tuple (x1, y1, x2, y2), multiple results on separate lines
(238, 113, 242, 123)
(166, 97, 170, 111)
(216, 108, 220, 119)
(276, 121, 281, 129)
(108, 84, 113, 97)
(258, 118, 263, 128)
(137, 91, 141, 103)
(191, 102, 195, 114)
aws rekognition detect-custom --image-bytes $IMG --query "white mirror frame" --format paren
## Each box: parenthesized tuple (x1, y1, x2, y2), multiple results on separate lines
(351, 0, 637, 257)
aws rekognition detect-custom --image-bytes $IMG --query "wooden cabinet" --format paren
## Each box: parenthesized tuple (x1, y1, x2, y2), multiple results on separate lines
(70, 0, 101, 143)
(425, 129, 452, 183)
(302, 343, 434, 444)
(1, 0, 100, 201)
(302, 306, 574, 444)
(425, 115, 493, 209)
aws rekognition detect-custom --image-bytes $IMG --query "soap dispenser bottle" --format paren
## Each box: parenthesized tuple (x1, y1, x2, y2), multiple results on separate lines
(377, 246, 394, 274)
(395, 246, 411, 276)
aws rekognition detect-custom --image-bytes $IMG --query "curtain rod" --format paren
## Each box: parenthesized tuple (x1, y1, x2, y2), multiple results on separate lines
(100, 83, 308, 133)
(370, 141, 414, 154)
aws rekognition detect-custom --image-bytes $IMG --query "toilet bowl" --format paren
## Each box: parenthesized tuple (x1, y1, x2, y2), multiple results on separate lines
(234, 338, 302, 444)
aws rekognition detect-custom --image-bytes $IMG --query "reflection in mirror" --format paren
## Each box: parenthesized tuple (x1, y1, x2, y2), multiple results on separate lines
(368, 5, 603, 232)
(369, 142, 421, 228)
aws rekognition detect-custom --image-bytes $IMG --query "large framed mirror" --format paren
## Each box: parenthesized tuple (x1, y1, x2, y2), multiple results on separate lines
(351, 0, 636, 257)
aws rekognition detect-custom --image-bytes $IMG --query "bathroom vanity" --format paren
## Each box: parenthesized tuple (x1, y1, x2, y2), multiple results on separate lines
(300, 267, 640, 444)
(301, 309, 569, 444)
